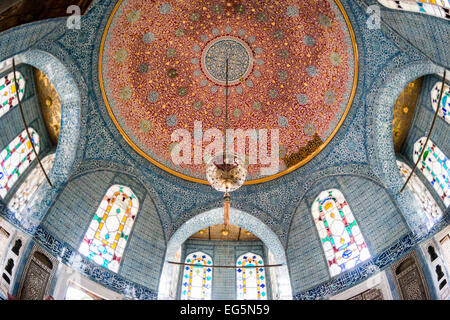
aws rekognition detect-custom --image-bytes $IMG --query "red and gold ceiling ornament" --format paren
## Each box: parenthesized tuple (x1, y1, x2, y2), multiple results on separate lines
(99, 0, 358, 184)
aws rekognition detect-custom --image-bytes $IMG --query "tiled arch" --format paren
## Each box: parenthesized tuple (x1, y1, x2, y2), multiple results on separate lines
(3, 49, 83, 230)
(368, 60, 443, 235)
(160, 207, 292, 299)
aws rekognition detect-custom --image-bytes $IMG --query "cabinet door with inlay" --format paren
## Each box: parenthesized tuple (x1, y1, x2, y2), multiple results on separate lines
(18, 245, 58, 300)
(390, 251, 430, 300)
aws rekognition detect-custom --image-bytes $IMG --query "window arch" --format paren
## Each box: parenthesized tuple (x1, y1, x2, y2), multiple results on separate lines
(0, 128, 40, 198)
(397, 160, 442, 227)
(413, 138, 449, 207)
(236, 253, 267, 300)
(78, 185, 139, 273)
(8, 153, 55, 213)
(312, 189, 371, 277)
(180, 251, 213, 300)
(0, 71, 25, 119)
(378, 0, 450, 21)
(431, 81, 450, 125)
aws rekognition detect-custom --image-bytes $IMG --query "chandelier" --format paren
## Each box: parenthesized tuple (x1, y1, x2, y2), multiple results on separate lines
(205, 59, 247, 234)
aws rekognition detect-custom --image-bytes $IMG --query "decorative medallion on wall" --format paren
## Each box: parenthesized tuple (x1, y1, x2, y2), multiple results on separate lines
(99, 0, 358, 184)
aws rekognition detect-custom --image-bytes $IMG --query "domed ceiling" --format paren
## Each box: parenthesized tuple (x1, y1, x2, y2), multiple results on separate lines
(99, 0, 357, 184)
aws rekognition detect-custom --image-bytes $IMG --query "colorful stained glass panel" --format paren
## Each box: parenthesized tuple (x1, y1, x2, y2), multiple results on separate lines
(379, 0, 450, 20)
(79, 185, 139, 273)
(181, 252, 212, 300)
(0, 128, 39, 198)
(413, 138, 450, 207)
(397, 160, 443, 228)
(236, 253, 267, 300)
(0, 71, 25, 119)
(312, 189, 371, 277)
(8, 153, 55, 213)
(431, 81, 450, 125)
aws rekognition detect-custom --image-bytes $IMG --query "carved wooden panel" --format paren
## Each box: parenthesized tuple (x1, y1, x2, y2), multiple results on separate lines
(18, 244, 58, 300)
(348, 287, 384, 300)
(19, 261, 50, 300)
(390, 250, 430, 300)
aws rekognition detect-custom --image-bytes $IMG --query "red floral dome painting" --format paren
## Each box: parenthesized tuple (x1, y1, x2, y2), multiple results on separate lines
(99, 0, 358, 184)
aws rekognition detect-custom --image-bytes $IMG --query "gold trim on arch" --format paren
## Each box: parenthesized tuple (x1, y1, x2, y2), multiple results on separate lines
(98, 0, 359, 185)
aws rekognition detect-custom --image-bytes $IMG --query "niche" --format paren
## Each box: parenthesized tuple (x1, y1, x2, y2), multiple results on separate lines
(2, 273, 10, 284)
(395, 257, 414, 275)
(428, 246, 438, 262)
(436, 265, 445, 281)
(439, 279, 447, 290)
(4, 259, 14, 275)
(11, 239, 22, 256)
(33, 251, 53, 270)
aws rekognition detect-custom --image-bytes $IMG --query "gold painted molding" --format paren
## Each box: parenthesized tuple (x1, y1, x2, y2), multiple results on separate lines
(98, 0, 359, 185)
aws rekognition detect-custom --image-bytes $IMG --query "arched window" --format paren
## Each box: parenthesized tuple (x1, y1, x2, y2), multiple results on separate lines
(0, 71, 25, 119)
(180, 252, 212, 300)
(397, 160, 442, 227)
(8, 153, 55, 213)
(378, 0, 450, 21)
(0, 128, 40, 198)
(78, 185, 139, 273)
(312, 189, 371, 277)
(236, 253, 267, 300)
(431, 81, 450, 125)
(413, 138, 449, 207)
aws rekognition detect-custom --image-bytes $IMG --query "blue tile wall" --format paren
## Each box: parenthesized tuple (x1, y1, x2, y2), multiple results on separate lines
(334, 176, 408, 252)
(40, 169, 166, 292)
(292, 215, 450, 300)
(361, 0, 450, 69)
(41, 171, 116, 246)
(287, 175, 409, 294)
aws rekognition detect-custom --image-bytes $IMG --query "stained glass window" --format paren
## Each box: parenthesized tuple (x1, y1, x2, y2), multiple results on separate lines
(397, 160, 442, 228)
(431, 81, 450, 125)
(8, 153, 55, 213)
(312, 189, 371, 277)
(236, 253, 267, 300)
(0, 71, 25, 119)
(0, 128, 40, 199)
(413, 138, 450, 207)
(180, 252, 212, 300)
(79, 185, 139, 273)
(379, 0, 450, 20)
